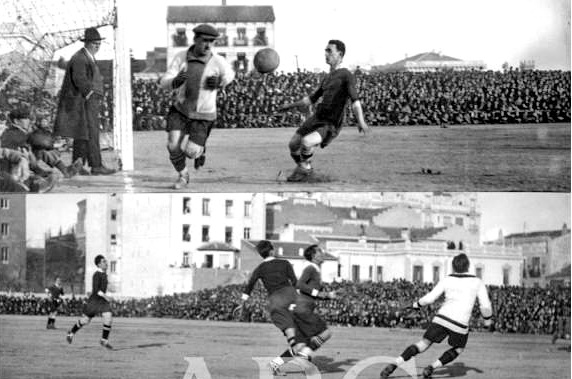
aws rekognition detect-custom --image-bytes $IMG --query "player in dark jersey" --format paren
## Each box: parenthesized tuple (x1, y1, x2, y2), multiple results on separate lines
(278, 39, 369, 182)
(45, 277, 64, 329)
(270, 244, 335, 373)
(241, 240, 300, 366)
(66, 255, 114, 349)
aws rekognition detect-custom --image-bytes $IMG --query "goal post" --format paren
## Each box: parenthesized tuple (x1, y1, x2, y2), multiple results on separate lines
(112, 0, 133, 171)
(0, 0, 134, 171)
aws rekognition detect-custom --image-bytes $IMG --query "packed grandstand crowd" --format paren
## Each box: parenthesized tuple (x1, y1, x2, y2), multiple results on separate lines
(1, 279, 569, 336)
(1, 68, 570, 134)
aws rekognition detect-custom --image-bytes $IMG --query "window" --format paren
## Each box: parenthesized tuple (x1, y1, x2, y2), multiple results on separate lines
(183, 197, 191, 214)
(202, 226, 210, 242)
(234, 27, 247, 46)
(476, 267, 483, 279)
(110, 261, 117, 273)
(368, 265, 373, 280)
(0, 198, 9, 209)
(338, 264, 342, 277)
(110, 234, 117, 246)
(225, 227, 233, 244)
(202, 198, 210, 216)
(205, 254, 213, 268)
(376, 266, 383, 282)
(413, 265, 423, 283)
(182, 224, 191, 242)
(530, 257, 541, 278)
(172, 27, 188, 47)
(1, 223, 8, 237)
(455, 217, 464, 226)
(351, 265, 360, 282)
(182, 252, 190, 267)
(244, 201, 251, 217)
(225, 200, 233, 217)
(253, 27, 267, 46)
(215, 28, 228, 46)
(443, 216, 452, 226)
(110, 210, 117, 221)
(503, 267, 510, 286)
(433, 266, 440, 284)
(243, 227, 251, 239)
(1, 246, 8, 263)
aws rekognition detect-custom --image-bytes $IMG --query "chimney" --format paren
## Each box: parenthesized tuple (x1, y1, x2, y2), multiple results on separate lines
(222, 0, 226, 5)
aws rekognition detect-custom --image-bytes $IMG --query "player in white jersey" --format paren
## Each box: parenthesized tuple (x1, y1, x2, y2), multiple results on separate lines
(380, 253, 493, 379)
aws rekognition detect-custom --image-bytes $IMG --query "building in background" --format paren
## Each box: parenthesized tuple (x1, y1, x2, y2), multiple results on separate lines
(166, 5, 275, 73)
(374, 51, 486, 72)
(493, 224, 571, 287)
(0, 195, 26, 290)
(266, 193, 522, 286)
(241, 239, 338, 282)
(81, 193, 266, 297)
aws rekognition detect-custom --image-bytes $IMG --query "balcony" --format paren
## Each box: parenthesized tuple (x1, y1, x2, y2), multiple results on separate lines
(233, 38, 248, 47)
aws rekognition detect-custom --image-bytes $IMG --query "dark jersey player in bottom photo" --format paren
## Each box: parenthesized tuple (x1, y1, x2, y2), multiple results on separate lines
(66, 254, 114, 349)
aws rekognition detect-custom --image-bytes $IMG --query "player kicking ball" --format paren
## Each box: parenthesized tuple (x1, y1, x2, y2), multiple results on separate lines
(278, 39, 369, 182)
(380, 253, 493, 379)
(66, 255, 114, 349)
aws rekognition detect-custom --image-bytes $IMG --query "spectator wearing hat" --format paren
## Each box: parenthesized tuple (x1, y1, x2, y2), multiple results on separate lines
(54, 27, 116, 176)
(158, 24, 234, 189)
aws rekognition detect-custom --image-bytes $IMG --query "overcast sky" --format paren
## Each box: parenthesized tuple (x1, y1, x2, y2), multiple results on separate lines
(26, 193, 570, 247)
(52, 0, 571, 72)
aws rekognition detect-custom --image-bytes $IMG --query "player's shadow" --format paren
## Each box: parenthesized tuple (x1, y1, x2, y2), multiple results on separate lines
(112, 342, 168, 351)
(312, 356, 361, 373)
(432, 362, 484, 377)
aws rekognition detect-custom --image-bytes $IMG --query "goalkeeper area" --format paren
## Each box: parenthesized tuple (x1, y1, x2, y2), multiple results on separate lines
(1, 315, 570, 379)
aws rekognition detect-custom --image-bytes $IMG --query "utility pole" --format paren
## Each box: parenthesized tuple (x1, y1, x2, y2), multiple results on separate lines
(295, 55, 299, 72)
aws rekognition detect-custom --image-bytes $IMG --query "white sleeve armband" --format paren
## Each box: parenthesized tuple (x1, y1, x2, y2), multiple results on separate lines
(97, 290, 106, 297)
(311, 289, 319, 297)
(241, 293, 249, 301)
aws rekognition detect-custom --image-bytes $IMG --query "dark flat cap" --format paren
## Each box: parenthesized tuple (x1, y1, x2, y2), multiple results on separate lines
(193, 24, 219, 40)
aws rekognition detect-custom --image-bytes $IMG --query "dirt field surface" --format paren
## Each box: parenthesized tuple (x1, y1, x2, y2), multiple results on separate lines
(1, 315, 569, 379)
(50, 123, 570, 193)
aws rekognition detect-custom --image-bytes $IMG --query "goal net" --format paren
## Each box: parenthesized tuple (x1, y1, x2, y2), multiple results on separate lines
(0, 0, 133, 170)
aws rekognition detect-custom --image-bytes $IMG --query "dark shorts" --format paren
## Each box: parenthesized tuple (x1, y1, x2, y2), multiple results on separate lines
(166, 106, 214, 147)
(423, 322, 468, 348)
(296, 115, 340, 148)
(293, 297, 328, 342)
(83, 297, 111, 318)
(48, 299, 62, 313)
(267, 287, 297, 332)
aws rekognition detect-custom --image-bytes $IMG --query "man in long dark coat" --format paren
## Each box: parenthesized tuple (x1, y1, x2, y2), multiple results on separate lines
(54, 27, 116, 175)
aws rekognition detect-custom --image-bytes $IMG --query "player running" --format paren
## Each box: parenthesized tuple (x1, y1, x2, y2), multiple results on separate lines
(240, 240, 300, 364)
(270, 244, 335, 374)
(278, 39, 369, 182)
(66, 255, 114, 349)
(45, 277, 64, 329)
(380, 253, 493, 379)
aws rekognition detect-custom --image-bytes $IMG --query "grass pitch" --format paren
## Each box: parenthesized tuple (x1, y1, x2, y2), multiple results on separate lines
(51, 123, 570, 193)
(1, 315, 569, 379)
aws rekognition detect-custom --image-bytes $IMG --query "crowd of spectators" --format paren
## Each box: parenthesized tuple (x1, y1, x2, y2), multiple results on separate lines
(1, 279, 569, 336)
(2, 68, 570, 133)
(130, 69, 570, 130)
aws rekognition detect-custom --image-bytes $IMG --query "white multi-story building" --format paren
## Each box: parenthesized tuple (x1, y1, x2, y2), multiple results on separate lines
(266, 193, 522, 286)
(81, 193, 266, 298)
(166, 5, 275, 72)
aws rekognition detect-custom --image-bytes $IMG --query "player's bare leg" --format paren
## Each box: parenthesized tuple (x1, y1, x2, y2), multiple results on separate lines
(66, 315, 92, 344)
(287, 132, 320, 182)
(100, 311, 113, 349)
(380, 338, 432, 378)
(167, 130, 190, 189)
